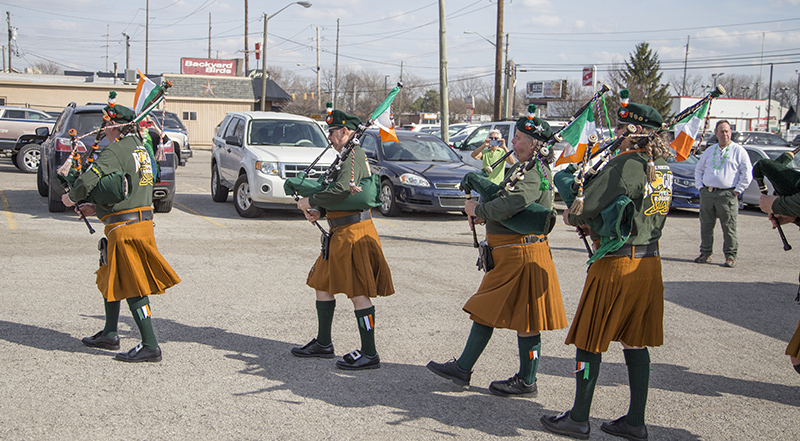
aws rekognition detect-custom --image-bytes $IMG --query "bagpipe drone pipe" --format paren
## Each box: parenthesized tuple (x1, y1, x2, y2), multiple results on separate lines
(751, 144, 800, 251)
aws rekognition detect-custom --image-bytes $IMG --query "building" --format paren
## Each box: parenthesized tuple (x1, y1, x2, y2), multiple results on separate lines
(670, 96, 787, 133)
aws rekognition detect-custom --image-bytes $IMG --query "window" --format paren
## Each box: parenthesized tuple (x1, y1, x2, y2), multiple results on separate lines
(5, 110, 26, 119)
(360, 134, 378, 158)
(27, 111, 49, 120)
(182, 111, 197, 121)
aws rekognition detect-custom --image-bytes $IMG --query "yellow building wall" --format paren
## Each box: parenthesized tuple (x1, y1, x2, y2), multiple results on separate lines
(162, 98, 253, 148)
(0, 81, 136, 113)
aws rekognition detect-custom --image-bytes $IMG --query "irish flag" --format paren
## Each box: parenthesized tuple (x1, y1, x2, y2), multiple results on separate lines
(133, 70, 165, 122)
(371, 85, 401, 143)
(670, 100, 709, 162)
(555, 106, 597, 166)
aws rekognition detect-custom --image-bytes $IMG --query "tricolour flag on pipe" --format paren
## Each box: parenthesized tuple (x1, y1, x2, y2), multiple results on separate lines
(370, 85, 401, 143)
(670, 100, 710, 162)
(555, 106, 597, 166)
(132, 70, 166, 122)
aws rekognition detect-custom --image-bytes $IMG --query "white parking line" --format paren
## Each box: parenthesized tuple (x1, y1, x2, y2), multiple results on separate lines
(0, 190, 17, 230)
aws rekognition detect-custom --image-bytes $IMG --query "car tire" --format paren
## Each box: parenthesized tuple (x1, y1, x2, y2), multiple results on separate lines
(233, 174, 261, 218)
(16, 144, 41, 173)
(48, 177, 65, 212)
(211, 163, 229, 202)
(154, 197, 173, 213)
(380, 180, 401, 217)
(37, 163, 49, 197)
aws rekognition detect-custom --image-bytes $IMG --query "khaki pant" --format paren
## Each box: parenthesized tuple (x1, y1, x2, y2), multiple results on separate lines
(698, 187, 738, 259)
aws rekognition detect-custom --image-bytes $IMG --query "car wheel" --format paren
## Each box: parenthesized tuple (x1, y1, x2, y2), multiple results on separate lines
(380, 180, 401, 217)
(153, 197, 173, 213)
(233, 174, 261, 218)
(16, 144, 41, 173)
(37, 163, 49, 197)
(48, 177, 65, 212)
(210, 163, 229, 202)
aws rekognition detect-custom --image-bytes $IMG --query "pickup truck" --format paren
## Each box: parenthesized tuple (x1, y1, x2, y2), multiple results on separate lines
(0, 106, 56, 173)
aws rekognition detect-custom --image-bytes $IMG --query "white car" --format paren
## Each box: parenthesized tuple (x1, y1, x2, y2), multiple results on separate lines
(741, 145, 800, 206)
(211, 111, 336, 217)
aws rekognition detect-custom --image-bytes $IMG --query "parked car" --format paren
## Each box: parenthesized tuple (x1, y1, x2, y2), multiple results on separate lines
(210, 111, 335, 217)
(149, 110, 192, 166)
(741, 145, 800, 206)
(358, 128, 480, 216)
(37, 102, 177, 213)
(706, 131, 791, 149)
(667, 154, 701, 209)
(0, 105, 56, 173)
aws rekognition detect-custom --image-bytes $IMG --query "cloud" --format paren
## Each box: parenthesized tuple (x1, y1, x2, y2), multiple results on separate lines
(43, 20, 82, 33)
(574, 20, 586, 29)
(530, 15, 563, 27)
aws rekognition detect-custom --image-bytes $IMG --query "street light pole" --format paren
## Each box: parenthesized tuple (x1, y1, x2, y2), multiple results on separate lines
(260, 2, 312, 111)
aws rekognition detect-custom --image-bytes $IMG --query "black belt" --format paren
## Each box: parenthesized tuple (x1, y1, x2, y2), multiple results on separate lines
(492, 235, 547, 250)
(327, 211, 371, 228)
(705, 186, 734, 192)
(102, 209, 153, 226)
(602, 242, 659, 258)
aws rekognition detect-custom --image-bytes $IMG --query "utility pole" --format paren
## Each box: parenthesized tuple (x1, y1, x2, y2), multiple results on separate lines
(315, 27, 321, 110)
(767, 63, 774, 132)
(122, 32, 130, 71)
(334, 19, 340, 109)
(438, 0, 449, 142)
(493, 1, 503, 121)
(244, 0, 249, 74)
(795, 70, 800, 120)
(6, 12, 11, 72)
(502, 34, 510, 119)
(105, 25, 109, 72)
(145, 0, 149, 75)
(682, 35, 689, 96)
(208, 13, 212, 59)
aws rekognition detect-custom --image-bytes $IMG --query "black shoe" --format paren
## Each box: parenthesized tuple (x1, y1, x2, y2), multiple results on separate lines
(540, 410, 590, 440)
(335, 349, 380, 370)
(114, 344, 162, 363)
(290, 338, 335, 358)
(488, 373, 538, 397)
(81, 331, 120, 350)
(426, 358, 472, 387)
(600, 416, 648, 441)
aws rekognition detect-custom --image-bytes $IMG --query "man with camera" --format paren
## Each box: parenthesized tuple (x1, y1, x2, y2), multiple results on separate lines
(471, 129, 515, 184)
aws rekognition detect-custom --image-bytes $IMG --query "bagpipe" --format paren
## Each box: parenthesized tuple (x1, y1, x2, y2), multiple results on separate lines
(751, 144, 800, 251)
(457, 85, 614, 238)
(284, 84, 403, 212)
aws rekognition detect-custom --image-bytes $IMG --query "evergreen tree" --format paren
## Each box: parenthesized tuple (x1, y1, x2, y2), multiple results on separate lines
(617, 42, 672, 119)
(411, 89, 440, 113)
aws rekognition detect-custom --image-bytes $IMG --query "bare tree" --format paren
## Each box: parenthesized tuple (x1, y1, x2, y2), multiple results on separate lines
(29, 61, 62, 75)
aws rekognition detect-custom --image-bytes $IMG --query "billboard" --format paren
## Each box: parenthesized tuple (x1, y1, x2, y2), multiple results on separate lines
(180, 58, 238, 76)
(525, 80, 567, 99)
(582, 66, 595, 87)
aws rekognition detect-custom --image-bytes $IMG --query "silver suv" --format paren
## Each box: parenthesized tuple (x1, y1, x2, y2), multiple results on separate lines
(210, 111, 335, 217)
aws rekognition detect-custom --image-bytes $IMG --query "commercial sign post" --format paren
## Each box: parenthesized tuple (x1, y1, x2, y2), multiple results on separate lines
(180, 58, 239, 76)
(582, 65, 596, 89)
(525, 80, 567, 99)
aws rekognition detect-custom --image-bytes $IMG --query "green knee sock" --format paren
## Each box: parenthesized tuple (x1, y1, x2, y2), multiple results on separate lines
(355, 306, 376, 357)
(570, 348, 602, 423)
(127, 297, 158, 350)
(624, 348, 651, 427)
(315, 300, 336, 346)
(102, 299, 120, 338)
(518, 334, 541, 385)
(456, 322, 494, 372)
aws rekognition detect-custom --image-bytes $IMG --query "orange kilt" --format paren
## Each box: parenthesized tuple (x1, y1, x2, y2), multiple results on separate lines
(307, 211, 394, 298)
(565, 254, 664, 353)
(786, 315, 800, 358)
(96, 208, 181, 302)
(463, 233, 567, 333)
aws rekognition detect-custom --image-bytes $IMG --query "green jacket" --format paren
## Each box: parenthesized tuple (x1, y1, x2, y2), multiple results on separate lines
(309, 146, 372, 209)
(68, 135, 154, 220)
(567, 150, 672, 246)
(475, 161, 555, 235)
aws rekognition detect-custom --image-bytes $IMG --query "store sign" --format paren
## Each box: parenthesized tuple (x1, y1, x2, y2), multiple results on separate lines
(181, 58, 237, 76)
(525, 80, 566, 99)
(582, 67, 594, 87)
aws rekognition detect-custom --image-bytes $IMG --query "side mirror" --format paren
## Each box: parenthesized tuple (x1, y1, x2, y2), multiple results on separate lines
(35, 126, 50, 137)
(225, 135, 242, 147)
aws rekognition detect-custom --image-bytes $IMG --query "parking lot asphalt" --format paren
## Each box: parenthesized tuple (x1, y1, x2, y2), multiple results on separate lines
(0, 149, 798, 440)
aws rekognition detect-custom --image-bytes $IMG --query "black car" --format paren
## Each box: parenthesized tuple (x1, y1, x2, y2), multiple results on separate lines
(358, 129, 479, 216)
(36, 102, 176, 213)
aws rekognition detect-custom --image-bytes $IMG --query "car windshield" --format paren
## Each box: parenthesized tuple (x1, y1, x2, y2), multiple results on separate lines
(762, 149, 800, 169)
(69, 112, 106, 141)
(381, 136, 462, 162)
(152, 112, 186, 131)
(248, 119, 328, 147)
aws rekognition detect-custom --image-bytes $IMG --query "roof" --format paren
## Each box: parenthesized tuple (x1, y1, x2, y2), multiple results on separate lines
(227, 111, 315, 122)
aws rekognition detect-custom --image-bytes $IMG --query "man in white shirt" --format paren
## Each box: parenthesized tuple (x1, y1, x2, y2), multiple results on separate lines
(694, 120, 752, 267)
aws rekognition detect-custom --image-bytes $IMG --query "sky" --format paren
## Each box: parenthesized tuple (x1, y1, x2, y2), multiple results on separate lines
(3, 0, 800, 94)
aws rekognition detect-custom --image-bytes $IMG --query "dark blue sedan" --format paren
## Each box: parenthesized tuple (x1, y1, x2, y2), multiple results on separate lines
(667, 154, 700, 209)
(358, 129, 480, 216)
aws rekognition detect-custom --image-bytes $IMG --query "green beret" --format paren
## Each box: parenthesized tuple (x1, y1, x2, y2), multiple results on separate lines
(326, 109, 361, 130)
(617, 90, 663, 129)
(104, 104, 136, 124)
(515, 104, 553, 141)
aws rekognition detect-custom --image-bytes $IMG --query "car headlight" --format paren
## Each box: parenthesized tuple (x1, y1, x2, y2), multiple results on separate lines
(674, 178, 694, 187)
(256, 161, 279, 175)
(399, 173, 430, 187)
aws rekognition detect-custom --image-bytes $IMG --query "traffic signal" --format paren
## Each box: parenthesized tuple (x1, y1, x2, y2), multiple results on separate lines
(255, 43, 261, 60)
